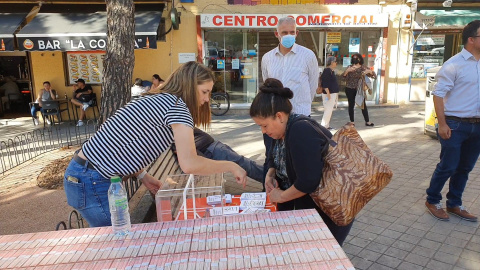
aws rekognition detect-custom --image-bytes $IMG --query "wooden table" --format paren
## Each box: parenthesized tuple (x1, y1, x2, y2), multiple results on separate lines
(0, 209, 354, 270)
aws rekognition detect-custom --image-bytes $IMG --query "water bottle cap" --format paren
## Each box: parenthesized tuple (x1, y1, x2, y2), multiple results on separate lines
(111, 176, 121, 183)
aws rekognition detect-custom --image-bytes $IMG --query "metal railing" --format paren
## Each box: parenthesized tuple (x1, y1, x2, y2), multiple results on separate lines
(0, 120, 97, 175)
(1, 119, 142, 201)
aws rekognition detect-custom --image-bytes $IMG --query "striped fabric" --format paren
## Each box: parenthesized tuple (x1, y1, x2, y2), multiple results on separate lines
(82, 93, 194, 178)
(261, 43, 319, 116)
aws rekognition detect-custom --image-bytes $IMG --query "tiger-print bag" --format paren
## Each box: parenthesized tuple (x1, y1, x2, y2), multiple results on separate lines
(309, 124, 393, 226)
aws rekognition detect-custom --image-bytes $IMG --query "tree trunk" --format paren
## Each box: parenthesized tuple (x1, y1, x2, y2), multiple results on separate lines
(100, 0, 135, 125)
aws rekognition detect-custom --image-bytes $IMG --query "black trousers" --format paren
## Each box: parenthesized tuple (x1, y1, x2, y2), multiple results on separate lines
(345, 87, 369, 123)
(277, 194, 354, 246)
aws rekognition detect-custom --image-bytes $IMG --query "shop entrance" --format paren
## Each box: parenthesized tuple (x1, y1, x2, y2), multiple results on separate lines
(259, 29, 383, 102)
(0, 51, 32, 118)
(204, 31, 259, 104)
(410, 31, 463, 101)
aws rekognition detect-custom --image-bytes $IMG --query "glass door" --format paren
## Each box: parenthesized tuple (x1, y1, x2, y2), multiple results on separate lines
(204, 31, 259, 103)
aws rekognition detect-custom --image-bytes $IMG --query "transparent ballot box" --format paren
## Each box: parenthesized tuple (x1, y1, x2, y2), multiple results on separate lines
(155, 174, 225, 222)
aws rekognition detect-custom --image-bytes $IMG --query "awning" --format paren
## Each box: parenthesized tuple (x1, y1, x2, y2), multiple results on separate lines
(16, 11, 162, 51)
(0, 13, 27, 51)
(414, 9, 480, 30)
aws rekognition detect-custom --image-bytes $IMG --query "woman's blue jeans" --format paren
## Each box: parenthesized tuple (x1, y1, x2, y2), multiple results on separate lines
(63, 158, 112, 227)
(426, 119, 480, 208)
(31, 106, 44, 119)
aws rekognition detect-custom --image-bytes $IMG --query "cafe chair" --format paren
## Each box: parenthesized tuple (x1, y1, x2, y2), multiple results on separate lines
(41, 100, 62, 127)
(90, 93, 100, 121)
(7, 93, 25, 112)
(73, 93, 100, 123)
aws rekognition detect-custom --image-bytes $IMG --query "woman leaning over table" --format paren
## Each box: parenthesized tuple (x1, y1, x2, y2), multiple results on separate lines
(63, 61, 247, 227)
(250, 78, 353, 245)
(342, 53, 376, 127)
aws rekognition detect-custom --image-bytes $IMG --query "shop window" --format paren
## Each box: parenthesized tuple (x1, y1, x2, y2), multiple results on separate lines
(204, 31, 258, 103)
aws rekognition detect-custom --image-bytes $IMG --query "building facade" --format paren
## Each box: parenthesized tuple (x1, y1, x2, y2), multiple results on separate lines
(1, 0, 478, 119)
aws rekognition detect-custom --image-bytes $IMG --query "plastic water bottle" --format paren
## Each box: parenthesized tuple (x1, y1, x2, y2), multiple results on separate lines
(108, 176, 131, 236)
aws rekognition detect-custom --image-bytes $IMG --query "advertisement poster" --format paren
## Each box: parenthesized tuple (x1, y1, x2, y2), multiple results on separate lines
(326, 32, 341, 43)
(232, 59, 240, 70)
(343, 57, 351, 67)
(217, 60, 225, 69)
(67, 51, 105, 85)
(349, 38, 360, 53)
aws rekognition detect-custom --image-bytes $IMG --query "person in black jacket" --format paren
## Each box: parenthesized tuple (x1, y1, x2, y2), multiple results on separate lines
(320, 56, 340, 130)
(249, 78, 354, 245)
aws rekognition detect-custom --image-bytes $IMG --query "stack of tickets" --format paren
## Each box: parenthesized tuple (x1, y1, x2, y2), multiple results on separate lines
(0, 209, 354, 270)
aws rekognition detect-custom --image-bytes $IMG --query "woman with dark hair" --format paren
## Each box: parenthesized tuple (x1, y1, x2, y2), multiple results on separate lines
(342, 53, 376, 127)
(64, 62, 247, 227)
(249, 78, 353, 245)
(320, 56, 339, 130)
(150, 74, 165, 93)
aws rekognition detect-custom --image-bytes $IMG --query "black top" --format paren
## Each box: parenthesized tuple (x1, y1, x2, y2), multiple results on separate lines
(74, 85, 92, 95)
(267, 115, 331, 194)
(320, 68, 339, 94)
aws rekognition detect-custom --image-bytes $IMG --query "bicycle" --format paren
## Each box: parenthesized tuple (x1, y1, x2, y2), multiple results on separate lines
(210, 92, 230, 116)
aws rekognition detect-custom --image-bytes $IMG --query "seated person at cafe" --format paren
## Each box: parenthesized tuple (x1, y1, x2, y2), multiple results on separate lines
(131, 78, 149, 99)
(70, 78, 93, 127)
(172, 127, 263, 182)
(1, 76, 21, 111)
(31, 81, 57, 125)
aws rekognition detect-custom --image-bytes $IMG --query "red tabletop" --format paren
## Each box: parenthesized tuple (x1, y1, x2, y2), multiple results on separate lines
(0, 209, 354, 270)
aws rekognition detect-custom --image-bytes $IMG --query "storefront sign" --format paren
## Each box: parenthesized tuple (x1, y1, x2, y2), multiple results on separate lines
(0, 37, 14, 51)
(413, 12, 436, 29)
(326, 32, 341, 43)
(417, 35, 445, 46)
(200, 14, 389, 28)
(66, 52, 105, 85)
(179, 53, 196, 63)
(16, 35, 157, 51)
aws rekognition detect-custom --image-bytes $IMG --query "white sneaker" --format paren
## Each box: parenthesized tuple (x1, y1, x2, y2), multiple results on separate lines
(82, 104, 89, 111)
(33, 118, 39, 125)
(76, 120, 84, 127)
(46, 118, 51, 125)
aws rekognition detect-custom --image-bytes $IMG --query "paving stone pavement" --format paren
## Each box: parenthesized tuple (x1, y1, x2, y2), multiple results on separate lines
(1, 103, 479, 269)
(208, 104, 480, 270)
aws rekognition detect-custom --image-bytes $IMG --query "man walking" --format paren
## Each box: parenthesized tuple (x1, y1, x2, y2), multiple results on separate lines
(425, 20, 480, 222)
(261, 16, 319, 117)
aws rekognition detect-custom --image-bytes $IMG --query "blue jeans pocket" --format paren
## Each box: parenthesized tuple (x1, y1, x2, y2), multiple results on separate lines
(64, 178, 86, 210)
(446, 119, 461, 131)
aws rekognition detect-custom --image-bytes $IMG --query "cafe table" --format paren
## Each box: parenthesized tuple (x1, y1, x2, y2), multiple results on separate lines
(0, 209, 355, 270)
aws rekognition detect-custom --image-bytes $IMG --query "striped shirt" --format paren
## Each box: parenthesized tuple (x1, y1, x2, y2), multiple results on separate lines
(261, 43, 319, 116)
(82, 93, 194, 178)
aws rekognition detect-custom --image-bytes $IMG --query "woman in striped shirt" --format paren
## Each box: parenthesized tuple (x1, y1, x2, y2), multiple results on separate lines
(63, 61, 247, 227)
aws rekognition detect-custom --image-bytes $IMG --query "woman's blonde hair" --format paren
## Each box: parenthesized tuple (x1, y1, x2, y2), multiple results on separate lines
(150, 61, 214, 128)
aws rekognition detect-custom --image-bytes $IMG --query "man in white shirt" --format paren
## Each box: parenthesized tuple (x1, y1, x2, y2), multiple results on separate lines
(261, 17, 319, 117)
(425, 20, 480, 222)
(260, 17, 319, 186)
